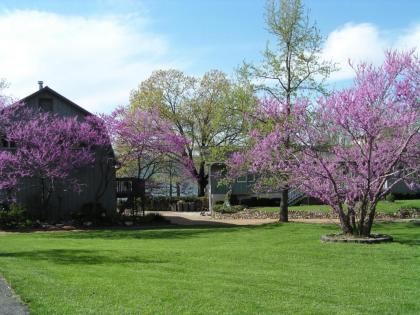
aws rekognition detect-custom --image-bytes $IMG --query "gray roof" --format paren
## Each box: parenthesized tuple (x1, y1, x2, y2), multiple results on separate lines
(20, 86, 92, 116)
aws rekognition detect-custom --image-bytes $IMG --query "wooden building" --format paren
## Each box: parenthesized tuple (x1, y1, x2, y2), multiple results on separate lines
(1, 82, 116, 219)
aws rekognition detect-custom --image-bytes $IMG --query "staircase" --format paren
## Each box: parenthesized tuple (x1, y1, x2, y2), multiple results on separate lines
(288, 188, 306, 206)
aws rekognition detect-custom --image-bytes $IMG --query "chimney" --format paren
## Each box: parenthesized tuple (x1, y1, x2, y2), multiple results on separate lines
(38, 81, 43, 90)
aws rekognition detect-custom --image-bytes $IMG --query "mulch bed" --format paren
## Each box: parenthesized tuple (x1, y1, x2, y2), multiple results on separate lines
(321, 233, 393, 244)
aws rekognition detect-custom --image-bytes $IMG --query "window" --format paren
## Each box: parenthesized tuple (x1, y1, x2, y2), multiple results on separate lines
(237, 174, 256, 183)
(247, 174, 256, 182)
(38, 98, 53, 112)
(237, 176, 247, 183)
(1, 136, 16, 149)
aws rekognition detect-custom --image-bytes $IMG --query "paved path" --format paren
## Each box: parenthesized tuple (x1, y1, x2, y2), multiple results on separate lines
(0, 278, 28, 315)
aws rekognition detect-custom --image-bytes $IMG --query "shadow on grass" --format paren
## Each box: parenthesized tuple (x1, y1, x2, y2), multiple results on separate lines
(28, 222, 291, 241)
(50, 225, 265, 240)
(374, 221, 420, 247)
(0, 249, 167, 265)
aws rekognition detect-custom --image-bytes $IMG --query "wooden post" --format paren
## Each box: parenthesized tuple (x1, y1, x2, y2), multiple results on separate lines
(208, 163, 214, 218)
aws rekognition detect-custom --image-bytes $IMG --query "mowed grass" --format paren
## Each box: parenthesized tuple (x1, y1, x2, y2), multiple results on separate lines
(256, 199, 420, 214)
(0, 222, 419, 314)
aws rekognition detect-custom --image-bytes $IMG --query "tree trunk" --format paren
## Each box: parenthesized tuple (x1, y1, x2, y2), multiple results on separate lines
(197, 178, 207, 197)
(168, 161, 173, 198)
(337, 212, 354, 235)
(40, 178, 50, 220)
(169, 174, 173, 198)
(362, 205, 377, 237)
(279, 187, 289, 222)
(197, 162, 208, 197)
(176, 182, 181, 197)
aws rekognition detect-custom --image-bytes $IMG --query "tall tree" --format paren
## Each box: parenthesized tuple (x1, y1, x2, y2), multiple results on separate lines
(239, 0, 335, 221)
(130, 69, 254, 196)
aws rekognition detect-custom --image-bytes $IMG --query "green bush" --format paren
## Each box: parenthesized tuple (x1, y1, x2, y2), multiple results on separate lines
(213, 204, 244, 214)
(386, 193, 396, 203)
(71, 203, 117, 224)
(144, 196, 209, 212)
(0, 204, 32, 228)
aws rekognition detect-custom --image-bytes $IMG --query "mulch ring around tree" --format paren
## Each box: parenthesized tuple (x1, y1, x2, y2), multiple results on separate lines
(321, 233, 393, 244)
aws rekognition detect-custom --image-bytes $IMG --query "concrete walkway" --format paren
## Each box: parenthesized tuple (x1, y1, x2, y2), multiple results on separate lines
(0, 277, 28, 315)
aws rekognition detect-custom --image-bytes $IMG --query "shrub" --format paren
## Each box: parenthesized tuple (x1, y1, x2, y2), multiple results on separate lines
(385, 193, 396, 203)
(0, 204, 32, 228)
(143, 196, 209, 212)
(239, 198, 280, 207)
(397, 208, 420, 218)
(213, 204, 244, 214)
(71, 203, 117, 224)
(135, 213, 170, 224)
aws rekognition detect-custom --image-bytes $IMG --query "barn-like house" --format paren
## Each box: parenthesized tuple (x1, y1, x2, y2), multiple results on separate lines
(1, 82, 116, 219)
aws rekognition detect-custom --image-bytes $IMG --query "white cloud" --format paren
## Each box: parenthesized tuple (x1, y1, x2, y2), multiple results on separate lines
(395, 24, 420, 50)
(322, 23, 420, 82)
(0, 10, 188, 113)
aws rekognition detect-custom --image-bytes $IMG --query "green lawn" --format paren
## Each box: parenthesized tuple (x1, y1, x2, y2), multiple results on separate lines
(0, 222, 419, 314)
(255, 199, 420, 214)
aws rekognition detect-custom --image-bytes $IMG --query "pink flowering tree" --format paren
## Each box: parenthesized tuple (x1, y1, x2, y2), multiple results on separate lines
(232, 50, 419, 236)
(0, 104, 108, 216)
(104, 106, 186, 185)
(83, 115, 117, 206)
(228, 97, 296, 193)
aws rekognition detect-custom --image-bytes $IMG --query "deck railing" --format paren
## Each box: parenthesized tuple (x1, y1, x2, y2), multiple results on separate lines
(116, 178, 145, 198)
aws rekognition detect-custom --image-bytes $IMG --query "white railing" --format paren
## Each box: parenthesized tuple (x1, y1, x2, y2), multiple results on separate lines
(288, 188, 305, 206)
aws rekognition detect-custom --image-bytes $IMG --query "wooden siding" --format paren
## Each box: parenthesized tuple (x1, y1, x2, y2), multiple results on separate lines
(5, 87, 116, 219)
(210, 163, 256, 196)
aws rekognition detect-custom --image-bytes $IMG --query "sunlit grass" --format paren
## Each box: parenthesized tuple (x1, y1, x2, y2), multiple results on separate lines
(0, 222, 419, 314)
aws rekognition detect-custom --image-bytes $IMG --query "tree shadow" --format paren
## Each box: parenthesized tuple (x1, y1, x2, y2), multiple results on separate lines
(0, 249, 167, 265)
(32, 222, 285, 241)
(374, 221, 420, 247)
(158, 214, 238, 227)
(47, 226, 270, 240)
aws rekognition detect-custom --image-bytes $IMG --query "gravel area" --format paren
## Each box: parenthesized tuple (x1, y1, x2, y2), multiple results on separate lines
(157, 211, 415, 226)
(0, 277, 28, 315)
(157, 211, 278, 226)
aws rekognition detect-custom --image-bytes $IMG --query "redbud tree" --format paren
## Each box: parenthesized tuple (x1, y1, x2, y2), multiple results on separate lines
(232, 51, 419, 236)
(104, 106, 186, 183)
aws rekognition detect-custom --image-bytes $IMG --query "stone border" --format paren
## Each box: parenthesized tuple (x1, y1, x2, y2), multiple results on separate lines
(321, 233, 393, 244)
(215, 208, 420, 220)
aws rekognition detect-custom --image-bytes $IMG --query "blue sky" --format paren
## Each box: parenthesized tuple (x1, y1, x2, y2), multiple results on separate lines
(0, 0, 419, 112)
